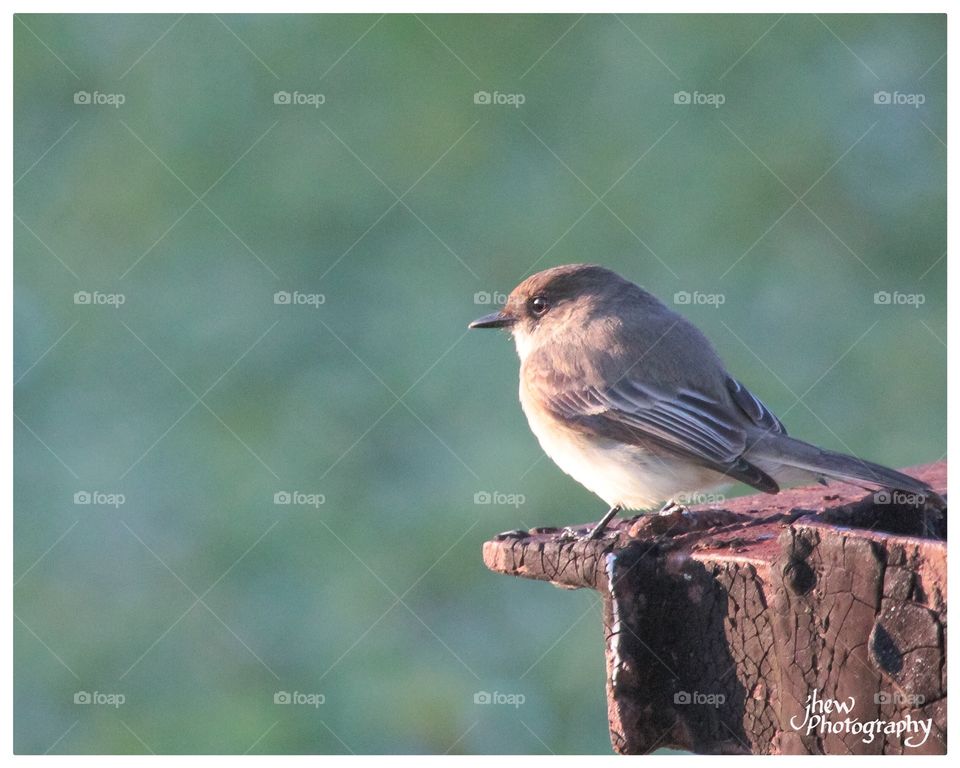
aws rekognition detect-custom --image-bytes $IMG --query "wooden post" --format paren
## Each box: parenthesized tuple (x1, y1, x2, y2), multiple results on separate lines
(483, 462, 946, 754)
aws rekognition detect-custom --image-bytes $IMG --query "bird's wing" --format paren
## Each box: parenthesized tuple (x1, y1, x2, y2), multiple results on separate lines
(540, 377, 780, 494)
(725, 376, 787, 436)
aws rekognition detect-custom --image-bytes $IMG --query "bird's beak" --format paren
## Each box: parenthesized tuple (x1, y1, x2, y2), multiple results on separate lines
(468, 311, 515, 329)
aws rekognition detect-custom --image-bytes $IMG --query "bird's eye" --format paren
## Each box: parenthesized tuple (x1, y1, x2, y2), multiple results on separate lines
(530, 296, 549, 316)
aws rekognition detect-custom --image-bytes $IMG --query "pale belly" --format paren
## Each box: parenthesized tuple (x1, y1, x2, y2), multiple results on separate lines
(519, 385, 727, 510)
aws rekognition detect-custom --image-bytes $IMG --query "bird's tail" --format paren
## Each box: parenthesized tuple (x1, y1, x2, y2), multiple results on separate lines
(747, 433, 938, 501)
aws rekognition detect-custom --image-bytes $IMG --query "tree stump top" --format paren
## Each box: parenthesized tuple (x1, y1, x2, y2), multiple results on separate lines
(483, 462, 946, 754)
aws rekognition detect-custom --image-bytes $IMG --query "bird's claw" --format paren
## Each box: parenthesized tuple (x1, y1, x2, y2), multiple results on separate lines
(657, 499, 690, 517)
(557, 526, 581, 541)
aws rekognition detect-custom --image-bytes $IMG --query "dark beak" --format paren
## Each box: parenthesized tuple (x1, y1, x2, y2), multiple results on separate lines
(468, 311, 515, 329)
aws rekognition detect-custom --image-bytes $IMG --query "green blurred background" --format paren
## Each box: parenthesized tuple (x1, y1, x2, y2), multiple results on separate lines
(14, 13, 945, 754)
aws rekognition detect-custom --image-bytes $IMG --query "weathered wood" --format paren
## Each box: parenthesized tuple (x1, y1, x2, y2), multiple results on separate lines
(483, 462, 946, 754)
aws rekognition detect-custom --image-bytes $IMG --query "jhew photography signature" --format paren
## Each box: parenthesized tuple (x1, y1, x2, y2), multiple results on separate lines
(790, 688, 933, 748)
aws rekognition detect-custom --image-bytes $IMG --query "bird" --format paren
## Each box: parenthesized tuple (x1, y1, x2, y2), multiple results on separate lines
(469, 264, 936, 538)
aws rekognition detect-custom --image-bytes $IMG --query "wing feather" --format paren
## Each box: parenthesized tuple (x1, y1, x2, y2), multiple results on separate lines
(726, 377, 787, 435)
(539, 378, 779, 494)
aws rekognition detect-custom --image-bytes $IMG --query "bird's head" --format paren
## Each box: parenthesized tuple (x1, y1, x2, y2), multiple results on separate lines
(469, 264, 632, 360)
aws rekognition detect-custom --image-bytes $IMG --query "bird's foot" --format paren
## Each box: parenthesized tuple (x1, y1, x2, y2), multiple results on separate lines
(586, 504, 622, 539)
(657, 499, 690, 517)
(557, 526, 581, 541)
(554, 525, 617, 542)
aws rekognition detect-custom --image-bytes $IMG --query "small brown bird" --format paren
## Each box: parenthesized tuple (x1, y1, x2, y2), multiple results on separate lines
(469, 264, 933, 538)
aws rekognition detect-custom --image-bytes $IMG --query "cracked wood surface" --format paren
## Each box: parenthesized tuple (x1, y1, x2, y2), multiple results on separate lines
(482, 462, 946, 754)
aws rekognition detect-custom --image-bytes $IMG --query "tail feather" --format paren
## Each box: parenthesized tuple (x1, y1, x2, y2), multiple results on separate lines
(748, 434, 934, 497)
